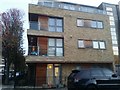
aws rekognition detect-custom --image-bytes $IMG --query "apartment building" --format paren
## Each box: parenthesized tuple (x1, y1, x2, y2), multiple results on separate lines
(99, 2, 120, 64)
(26, 0, 114, 87)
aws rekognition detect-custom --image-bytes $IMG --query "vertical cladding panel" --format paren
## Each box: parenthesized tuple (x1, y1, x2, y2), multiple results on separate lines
(38, 37, 48, 56)
(36, 64, 47, 86)
(38, 16, 48, 31)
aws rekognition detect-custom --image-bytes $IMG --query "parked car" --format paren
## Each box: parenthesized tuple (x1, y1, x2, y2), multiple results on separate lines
(67, 68, 120, 90)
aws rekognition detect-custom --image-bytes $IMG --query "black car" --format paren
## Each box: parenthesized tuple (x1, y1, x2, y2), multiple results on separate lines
(67, 68, 120, 90)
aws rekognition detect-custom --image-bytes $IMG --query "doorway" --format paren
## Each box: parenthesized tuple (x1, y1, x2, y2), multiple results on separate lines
(47, 64, 61, 86)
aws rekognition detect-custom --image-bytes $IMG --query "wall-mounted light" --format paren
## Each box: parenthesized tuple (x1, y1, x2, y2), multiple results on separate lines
(48, 65, 52, 69)
(70, 35, 72, 38)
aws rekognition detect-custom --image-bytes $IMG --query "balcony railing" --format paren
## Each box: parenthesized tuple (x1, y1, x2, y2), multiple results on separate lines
(28, 46, 47, 56)
(29, 21, 40, 30)
(28, 46, 63, 56)
(38, 1, 106, 15)
(29, 21, 48, 31)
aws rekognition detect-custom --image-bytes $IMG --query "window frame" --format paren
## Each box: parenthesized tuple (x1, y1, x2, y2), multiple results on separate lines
(97, 21, 103, 29)
(77, 19, 84, 27)
(93, 40, 106, 50)
(99, 41, 106, 49)
(92, 41, 99, 49)
(77, 18, 103, 29)
(78, 39, 85, 48)
(48, 17, 63, 32)
(48, 38, 63, 56)
(106, 7, 113, 11)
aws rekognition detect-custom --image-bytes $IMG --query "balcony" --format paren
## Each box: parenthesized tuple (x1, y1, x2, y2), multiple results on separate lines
(29, 21, 49, 31)
(30, 21, 40, 30)
(38, 1, 106, 15)
(28, 46, 47, 56)
(28, 46, 63, 57)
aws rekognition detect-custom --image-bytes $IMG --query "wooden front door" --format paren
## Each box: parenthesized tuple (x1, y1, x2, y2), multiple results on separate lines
(36, 64, 47, 86)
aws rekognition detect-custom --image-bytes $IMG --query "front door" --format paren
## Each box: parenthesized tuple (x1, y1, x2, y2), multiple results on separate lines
(47, 64, 61, 87)
(54, 65, 60, 86)
(36, 64, 47, 86)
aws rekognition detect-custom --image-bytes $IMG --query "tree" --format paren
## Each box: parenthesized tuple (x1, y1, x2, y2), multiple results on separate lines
(1, 9, 27, 86)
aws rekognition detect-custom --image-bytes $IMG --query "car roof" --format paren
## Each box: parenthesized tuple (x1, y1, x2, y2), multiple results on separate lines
(72, 67, 112, 72)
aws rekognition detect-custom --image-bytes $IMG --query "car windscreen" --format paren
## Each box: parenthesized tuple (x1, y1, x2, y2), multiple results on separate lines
(68, 70, 80, 78)
(102, 69, 113, 77)
(75, 70, 90, 79)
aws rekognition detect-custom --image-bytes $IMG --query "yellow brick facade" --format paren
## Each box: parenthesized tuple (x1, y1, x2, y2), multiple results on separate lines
(27, 4, 114, 64)
(26, 4, 114, 87)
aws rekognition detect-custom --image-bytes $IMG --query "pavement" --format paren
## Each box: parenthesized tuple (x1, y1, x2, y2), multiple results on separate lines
(1, 85, 67, 90)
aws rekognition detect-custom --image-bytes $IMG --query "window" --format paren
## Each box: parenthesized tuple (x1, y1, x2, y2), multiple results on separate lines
(112, 40, 118, 45)
(106, 7, 113, 11)
(97, 21, 103, 29)
(93, 41, 106, 49)
(78, 40, 84, 48)
(111, 35, 117, 40)
(77, 19, 103, 29)
(109, 16, 114, 21)
(56, 39, 62, 46)
(99, 41, 106, 49)
(77, 19, 84, 26)
(93, 41, 99, 49)
(111, 31, 116, 36)
(44, 2, 53, 7)
(110, 28, 116, 32)
(49, 18, 55, 26)
(110, 21, 115, 26)
(48, 38, 63, 56)
(112, 46, 118, 51)
(69, 5, 75, 10)
(78, 40, 106, 49)
(81, 6, 88, 12)
(91, 21, 97, 28)
(113, 46, 119, 55)
(49, 39, 55, 46)
(113, 50, 118, 55)
(49, 18, 63, 32)
(78, 40, 92, 48)
(91, 21, 103, 29)
(63, 4, 69, 9)
(56, 48, 63, 56)
(107, 12, 113, 16)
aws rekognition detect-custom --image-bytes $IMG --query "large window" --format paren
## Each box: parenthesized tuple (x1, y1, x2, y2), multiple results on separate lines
(77, 19, 103, 29)
(48, 38, 63, 56)
(49, 18, 63, 32)
(78, 39, 106, 49)
(78, 40, 106, 49)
